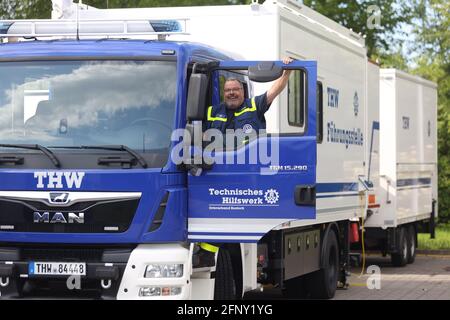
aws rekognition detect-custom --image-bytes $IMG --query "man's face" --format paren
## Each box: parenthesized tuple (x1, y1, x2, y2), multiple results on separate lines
(224, 80, 244, 110)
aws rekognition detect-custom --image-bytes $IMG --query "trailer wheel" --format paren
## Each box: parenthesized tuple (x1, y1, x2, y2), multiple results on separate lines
(308, 230, 339, 299)
(407, 225, 417, 264)
(214, 248, 236, 300)
(391, 227, 408, 267)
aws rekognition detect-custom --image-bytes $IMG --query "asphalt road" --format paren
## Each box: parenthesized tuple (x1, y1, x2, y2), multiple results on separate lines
(244, 254, 450, 300)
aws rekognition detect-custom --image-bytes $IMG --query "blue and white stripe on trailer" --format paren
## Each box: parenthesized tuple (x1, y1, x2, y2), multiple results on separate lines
(317, 182, 359, 193)
(316, 182, 359, 199)
(188, 232, 264, 243)
(396, 178, 432, 190)
(316, 192, 359, 199)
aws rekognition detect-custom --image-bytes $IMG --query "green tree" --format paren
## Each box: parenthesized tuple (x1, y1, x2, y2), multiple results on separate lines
(377, 49, 410, 70)
(302, 0, 417, 57)
(0, 0, 51, 19)
(411, 0, 450, 222)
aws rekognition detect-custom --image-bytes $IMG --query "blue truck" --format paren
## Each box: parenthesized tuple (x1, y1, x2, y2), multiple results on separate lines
(0, 19, 333, 299)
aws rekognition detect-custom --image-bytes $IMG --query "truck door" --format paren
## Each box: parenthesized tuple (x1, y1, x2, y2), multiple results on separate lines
(187, 60, 317, 243)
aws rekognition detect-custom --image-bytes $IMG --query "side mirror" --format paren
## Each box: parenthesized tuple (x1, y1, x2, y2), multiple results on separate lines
(248, 62, 283, 83)
(186, 74, 208, 121)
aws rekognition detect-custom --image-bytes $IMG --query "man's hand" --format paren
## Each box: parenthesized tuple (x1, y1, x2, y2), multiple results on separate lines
(266, 57, 295, 105)
(282, 57, 294, 65)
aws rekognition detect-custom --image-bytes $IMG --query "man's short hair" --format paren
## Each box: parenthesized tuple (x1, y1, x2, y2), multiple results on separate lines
(224, 78, 244, 89)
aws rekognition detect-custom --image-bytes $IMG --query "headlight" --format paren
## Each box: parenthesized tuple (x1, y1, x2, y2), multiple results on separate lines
(139, 287, 161, 297)
(144, 264, 183, 278)
(139, 286, 182, 297)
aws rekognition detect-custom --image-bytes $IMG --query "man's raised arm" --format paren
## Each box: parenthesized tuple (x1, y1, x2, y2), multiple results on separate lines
(266, 57, 294, 105)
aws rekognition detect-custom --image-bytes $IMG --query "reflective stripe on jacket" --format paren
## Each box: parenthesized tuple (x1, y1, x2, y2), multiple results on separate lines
(206, 97, 264, 133)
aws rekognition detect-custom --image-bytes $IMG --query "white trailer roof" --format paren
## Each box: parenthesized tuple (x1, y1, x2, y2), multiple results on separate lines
(380, 68, 437, 89)
(51, 0, 365, 49)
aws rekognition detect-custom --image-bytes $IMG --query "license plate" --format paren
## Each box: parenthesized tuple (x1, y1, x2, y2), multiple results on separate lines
(29, 262, 86, 276)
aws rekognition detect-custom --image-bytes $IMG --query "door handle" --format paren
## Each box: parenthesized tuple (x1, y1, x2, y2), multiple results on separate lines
(295, 185, 316, 206)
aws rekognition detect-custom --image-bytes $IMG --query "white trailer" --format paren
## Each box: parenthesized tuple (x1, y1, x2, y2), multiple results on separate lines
(364, 68, 438, 265)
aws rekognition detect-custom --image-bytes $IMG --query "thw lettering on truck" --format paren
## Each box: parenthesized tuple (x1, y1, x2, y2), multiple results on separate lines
(34, 172, 85, 189)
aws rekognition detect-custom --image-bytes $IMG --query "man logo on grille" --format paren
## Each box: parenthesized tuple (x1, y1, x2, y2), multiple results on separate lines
(49, 192, 70, 204)
(33, 212, 85, 224)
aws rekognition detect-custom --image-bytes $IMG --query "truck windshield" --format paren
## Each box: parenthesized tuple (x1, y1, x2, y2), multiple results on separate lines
(0, 60, 176, 153)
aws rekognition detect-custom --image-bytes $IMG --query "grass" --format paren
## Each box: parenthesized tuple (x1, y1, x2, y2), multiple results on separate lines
(418, 224, 450, 250)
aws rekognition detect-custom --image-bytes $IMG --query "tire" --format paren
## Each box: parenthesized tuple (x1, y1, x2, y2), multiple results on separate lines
(214, 248, 236, 300)
(307, 230, 339, 299)
(391, 227, 408, 267)
(407, 225, 417, 264)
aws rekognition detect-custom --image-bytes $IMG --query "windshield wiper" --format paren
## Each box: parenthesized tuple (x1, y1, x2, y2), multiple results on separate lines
(0, 144, 61, 168)
(50, 145, 148, 169)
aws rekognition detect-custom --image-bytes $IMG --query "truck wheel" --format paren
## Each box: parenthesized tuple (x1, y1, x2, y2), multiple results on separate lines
(214, 248, 236, 300)
(407, 225, 417, 264)
(308, 230, 339, 299)
(391, 227, 408, 267)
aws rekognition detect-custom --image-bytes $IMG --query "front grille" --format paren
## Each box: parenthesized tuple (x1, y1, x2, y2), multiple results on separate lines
(21, 247, 104, 262)
(0, 199, 140, 233)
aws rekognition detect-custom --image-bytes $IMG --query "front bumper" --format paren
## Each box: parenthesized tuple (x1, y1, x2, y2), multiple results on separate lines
(0, 243, 191, 300)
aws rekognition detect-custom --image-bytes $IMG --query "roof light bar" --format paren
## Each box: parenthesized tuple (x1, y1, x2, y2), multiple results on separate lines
(0, 19, 188, 38)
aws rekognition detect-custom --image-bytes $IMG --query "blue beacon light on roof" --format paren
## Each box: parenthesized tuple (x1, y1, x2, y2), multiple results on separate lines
(149, 20, 183, 33)
(0, 22, 13, 34)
